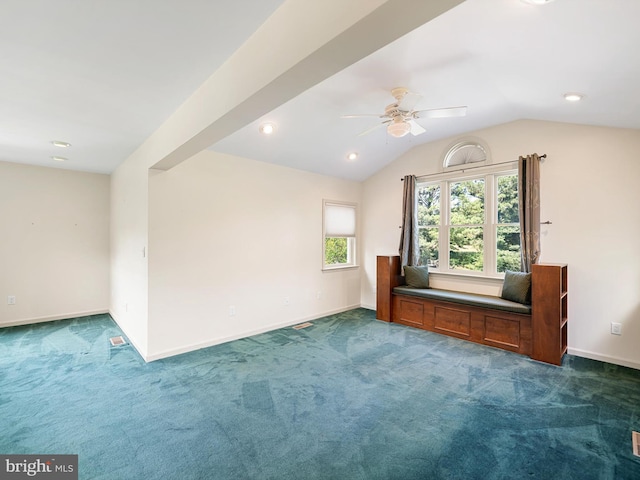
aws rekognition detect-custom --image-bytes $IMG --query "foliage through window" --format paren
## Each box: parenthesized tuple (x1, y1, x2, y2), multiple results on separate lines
(325, 237, 348, 264)
(417, 169, 520, 276)
(496, 175, 521, 272)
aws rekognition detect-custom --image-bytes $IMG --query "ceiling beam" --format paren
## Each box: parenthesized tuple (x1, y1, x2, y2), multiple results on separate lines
(150, 0, 465, 171)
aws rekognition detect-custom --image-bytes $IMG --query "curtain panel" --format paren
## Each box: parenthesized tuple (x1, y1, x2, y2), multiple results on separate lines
(518, 154, 541, 272)
(399, 175, 419, 269)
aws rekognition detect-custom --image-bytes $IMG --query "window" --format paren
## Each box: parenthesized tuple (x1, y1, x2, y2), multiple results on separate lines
(417, 168, 520, 276)
(323, 200, 357, 269)
(496, 174, 521, 272)
(449, 178, 485, 271)
(444, 140, 487, 169)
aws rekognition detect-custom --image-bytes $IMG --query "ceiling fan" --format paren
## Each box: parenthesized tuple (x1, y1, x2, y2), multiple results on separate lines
(342, 87, 467, 138)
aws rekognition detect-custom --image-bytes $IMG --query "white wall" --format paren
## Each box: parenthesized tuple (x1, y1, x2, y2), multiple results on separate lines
(107, 0, 430, 359)
(146, 150, 362, 360)
(109, 157, 150, 356)
(362, 120, 640, 369)
(5, 118, 639, 371)
(0, 161, 109, 326)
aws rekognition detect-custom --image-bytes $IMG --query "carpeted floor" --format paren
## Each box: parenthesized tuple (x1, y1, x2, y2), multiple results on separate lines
(1, 308, 639, 479)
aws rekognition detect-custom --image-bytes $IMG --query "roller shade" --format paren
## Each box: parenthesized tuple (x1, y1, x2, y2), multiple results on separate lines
(324, 203, 356, 238)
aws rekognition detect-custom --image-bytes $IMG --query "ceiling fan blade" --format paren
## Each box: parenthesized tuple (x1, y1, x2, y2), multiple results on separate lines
(409, 120, 426, 136)
(415, 106, 467, 119)
(397, 91, 422, 111)
(357, 120, 391, 137)
(357, 123, 383, 137)
(341, 113, 385, 119)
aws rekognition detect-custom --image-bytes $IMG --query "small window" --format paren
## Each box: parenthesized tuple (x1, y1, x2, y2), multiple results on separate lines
(444, 141, 487, 169)
(323, 200, 357, 269)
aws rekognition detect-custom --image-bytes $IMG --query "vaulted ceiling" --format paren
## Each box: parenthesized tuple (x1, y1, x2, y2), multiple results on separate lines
(0, 0, 285, 173)
(3, 0, 639, 181)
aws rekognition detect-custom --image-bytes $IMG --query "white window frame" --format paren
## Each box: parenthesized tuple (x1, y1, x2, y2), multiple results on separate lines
(322, 200, 358, 270)
(416, 163, 518, 278)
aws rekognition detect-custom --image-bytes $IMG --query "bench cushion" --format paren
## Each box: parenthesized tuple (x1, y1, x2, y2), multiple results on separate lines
(393, 286, 532, 315)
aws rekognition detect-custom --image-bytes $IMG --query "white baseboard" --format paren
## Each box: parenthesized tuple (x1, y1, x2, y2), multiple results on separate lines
(0, 309, 109, 329)
(107, 310, 149, 362)
(568, 347, 640, 371)
(360, 303, 375, 311)
(145, 304, 362, 362)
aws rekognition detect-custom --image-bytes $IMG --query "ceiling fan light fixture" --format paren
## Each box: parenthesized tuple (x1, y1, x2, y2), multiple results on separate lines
(387, 121, 411, 138)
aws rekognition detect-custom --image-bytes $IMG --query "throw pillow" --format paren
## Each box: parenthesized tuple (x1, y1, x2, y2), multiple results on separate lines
(404, 265, 430, 289)
(501, 270, 532, 305)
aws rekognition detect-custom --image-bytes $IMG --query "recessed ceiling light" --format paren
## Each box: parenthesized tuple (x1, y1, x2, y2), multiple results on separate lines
(564, 93, 584, 102)
(51, 140, 71, 148)
(259, 123, 275, 135)
(520, 0, 554, 5)
(51, 156, 67, 162)
(347, 152, 358, 161)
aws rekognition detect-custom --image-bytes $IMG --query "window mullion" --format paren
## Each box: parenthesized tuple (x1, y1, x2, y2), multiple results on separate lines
(442, 180, 450, 272)
(485, 174, 495, 275)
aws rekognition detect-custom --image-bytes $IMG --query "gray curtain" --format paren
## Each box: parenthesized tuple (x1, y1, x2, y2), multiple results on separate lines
(399, 175, 419, 268)
(518, 154, 541, 272)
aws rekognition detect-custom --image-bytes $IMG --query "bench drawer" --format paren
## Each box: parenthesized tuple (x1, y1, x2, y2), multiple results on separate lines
(434, 306, 471, 337)
(391, 293, 532, 356)
(395, 297, 425, 327)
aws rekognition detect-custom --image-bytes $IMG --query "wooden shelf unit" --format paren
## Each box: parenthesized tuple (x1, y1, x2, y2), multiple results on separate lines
(376, 255, 403, 322)
(531, 263, 568, 365)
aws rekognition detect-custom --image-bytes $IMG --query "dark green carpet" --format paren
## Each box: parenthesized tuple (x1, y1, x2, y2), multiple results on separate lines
(1, 309, 639, 479)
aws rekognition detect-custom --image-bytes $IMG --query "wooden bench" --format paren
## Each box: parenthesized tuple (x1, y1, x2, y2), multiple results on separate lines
(376, 255, 568, 365)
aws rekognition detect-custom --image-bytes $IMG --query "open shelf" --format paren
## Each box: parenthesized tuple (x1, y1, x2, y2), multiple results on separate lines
(532, 263, 569, 365)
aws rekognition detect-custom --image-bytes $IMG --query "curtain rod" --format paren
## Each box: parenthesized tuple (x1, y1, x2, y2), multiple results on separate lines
(401, 154, 547, 181)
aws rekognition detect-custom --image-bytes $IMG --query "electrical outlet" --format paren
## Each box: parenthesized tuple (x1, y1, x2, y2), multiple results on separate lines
(229, 306, 236, 316)
(611, 322, 622, 335)
(7, 295, 16, 305)
(284, 296, 290, 306)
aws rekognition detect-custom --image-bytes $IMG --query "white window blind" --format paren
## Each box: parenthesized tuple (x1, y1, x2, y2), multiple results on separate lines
(324, 203, 356, 238)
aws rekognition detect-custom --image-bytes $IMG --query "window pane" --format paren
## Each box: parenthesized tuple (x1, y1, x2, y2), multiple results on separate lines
(449, 227, 483, 271)
(417, 184, 440, 226)
(419, 228, 439, 268)
(450, 179, 484, 225)
(325, 237, 348, 265)
(497, 226, 521, 272)
(497, 175, 519, 224)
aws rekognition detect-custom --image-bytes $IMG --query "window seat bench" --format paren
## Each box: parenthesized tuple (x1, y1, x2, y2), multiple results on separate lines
(376, 255, 568, 365)
(393, 286, 532, 315)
